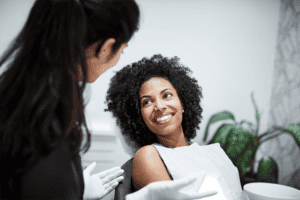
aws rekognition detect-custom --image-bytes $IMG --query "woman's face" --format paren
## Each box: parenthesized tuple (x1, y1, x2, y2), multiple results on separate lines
(139, 77, 184, 137)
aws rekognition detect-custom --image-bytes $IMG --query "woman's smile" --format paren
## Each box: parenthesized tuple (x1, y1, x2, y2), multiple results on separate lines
(154, 114, 173, 124)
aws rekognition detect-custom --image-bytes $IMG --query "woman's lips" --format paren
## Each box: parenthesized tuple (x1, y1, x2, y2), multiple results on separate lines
(154, 114, 173, 124)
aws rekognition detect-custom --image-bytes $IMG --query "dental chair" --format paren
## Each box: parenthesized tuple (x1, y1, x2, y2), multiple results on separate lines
(114, 157, 136, 200)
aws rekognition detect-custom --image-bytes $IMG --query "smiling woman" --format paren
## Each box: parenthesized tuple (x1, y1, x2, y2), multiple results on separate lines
(104, 54, 204, 189)
(104, 54, 250, 199)
(104, 54, 204, 150)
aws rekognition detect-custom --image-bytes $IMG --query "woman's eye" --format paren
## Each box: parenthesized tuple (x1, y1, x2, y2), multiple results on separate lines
(165, 93, 172, 98)
(143, 100, 151, 105)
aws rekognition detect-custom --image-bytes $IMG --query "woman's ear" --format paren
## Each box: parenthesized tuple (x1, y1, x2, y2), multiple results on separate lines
(97, 38, 127, 70)
(85, 38, 117, 63)
(97, 38, 115, 58)
(84, 38, 127, 83)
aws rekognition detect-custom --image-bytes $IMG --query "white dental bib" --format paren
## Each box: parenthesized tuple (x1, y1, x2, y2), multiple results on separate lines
(151, 142, 250, 200)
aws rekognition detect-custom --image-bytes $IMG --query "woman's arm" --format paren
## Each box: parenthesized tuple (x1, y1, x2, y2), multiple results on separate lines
(132, 145, 172, 191)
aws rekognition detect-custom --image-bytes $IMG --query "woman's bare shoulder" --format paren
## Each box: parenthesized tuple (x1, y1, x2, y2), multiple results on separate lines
(132, 145, 172, 190)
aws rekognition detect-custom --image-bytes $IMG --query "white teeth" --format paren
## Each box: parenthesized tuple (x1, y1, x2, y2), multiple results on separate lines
(156, 115, 171, 122)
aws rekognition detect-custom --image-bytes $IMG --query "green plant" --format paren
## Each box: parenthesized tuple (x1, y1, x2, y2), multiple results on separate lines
(202, 92, 300, 185)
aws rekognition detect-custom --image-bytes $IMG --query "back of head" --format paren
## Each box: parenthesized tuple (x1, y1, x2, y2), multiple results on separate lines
(0, 0, 140, 197)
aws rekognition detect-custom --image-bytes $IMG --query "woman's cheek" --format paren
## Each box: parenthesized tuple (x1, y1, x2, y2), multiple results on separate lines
(166, 100, 174, 105)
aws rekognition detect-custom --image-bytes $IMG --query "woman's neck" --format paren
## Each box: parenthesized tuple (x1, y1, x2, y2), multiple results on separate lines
(158, 132, 189, 148)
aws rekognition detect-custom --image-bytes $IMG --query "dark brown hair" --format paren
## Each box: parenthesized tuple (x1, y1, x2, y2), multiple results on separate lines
(0, 0, 140, 196)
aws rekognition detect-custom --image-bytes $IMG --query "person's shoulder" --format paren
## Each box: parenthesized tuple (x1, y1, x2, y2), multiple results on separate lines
(135, 145, 157, 156)
(133, 144, 164, 167)
(132, 145, 171, 190)
(133, 145, 160, 171)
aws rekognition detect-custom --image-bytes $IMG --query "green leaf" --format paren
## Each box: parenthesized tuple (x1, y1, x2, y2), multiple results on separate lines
(256, 110, 260, 121)
(208, 124, 235, 149)
(236, 148, 254, 176)
(225, 127, 255, 176)
(275, 124, 300, 149)
(226, 128, 253, 159)
(250, 128, 255, 136)
(203, 111, 235, 142)
(257, 156, 278, 183)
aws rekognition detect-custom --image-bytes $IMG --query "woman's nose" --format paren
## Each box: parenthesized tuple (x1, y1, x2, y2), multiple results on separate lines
(155, 99, 167, 111)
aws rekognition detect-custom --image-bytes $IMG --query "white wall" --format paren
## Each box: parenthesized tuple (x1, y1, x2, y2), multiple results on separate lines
(85, 0, 280, 145)
(0, 0, 35, 75)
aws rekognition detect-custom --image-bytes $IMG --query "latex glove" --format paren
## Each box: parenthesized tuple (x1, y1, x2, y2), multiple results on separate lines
(83, 162, 124, 200)
(126, 171, 218, 200)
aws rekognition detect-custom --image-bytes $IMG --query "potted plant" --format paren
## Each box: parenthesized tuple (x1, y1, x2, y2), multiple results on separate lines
(202, 92, 300, 187)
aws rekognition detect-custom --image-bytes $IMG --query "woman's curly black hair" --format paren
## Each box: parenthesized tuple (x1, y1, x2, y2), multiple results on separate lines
(104, 54, 203, 149)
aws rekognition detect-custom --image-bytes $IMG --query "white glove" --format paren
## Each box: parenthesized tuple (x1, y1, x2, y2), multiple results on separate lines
(125, 171, 218, 200)
(83, 162, 124, 200)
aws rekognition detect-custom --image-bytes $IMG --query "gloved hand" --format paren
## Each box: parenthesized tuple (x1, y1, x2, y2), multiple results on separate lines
(126, 171, 218, 200)
(83, 162, 124, 200)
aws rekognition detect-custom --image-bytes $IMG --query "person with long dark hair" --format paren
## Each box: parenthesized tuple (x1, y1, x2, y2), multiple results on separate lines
(0, 0, 219, 199)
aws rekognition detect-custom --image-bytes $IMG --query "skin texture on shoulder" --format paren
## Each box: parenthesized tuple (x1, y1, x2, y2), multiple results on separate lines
(132, 145, 172, 191)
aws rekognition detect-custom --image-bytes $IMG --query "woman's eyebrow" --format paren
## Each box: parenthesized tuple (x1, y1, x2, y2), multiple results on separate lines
(140, 88, 170, 100)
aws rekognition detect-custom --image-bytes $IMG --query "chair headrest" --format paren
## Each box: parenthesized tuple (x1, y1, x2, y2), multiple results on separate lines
(110, 117, 140, 157)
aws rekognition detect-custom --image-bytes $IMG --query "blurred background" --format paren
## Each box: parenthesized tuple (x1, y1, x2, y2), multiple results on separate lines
(1, 0, 299, 199)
